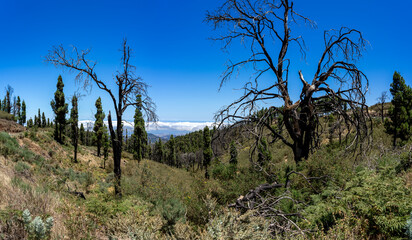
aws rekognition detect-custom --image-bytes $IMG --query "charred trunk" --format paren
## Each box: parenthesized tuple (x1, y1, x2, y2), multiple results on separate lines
(108, 112, 122, 197)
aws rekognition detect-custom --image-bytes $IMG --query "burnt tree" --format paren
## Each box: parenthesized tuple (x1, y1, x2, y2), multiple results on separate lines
(207, 0, 371, 164)
(45, 40, 157, 197)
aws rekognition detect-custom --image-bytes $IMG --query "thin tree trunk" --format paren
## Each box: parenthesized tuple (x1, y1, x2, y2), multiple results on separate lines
(108, 112, 122, 197)
(97, 144, 101, 157)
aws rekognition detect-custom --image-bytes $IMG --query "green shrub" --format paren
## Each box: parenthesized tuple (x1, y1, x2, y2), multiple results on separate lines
(0, 110, 16, 121)
(211, 162, 236, 181)
(158, 198, 186, 235)
(15, 161, 31, 174)
(22, 209, 53, 240)
(304, 166, 412, 238)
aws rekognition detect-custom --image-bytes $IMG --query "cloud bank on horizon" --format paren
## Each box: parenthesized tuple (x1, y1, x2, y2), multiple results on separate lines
(78, 120, 215, 136)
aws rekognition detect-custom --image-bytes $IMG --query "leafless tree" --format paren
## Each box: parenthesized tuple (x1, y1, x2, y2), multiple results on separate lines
(206, 0, 371, 164)
(377, 91, 388, 122)
(45, 40, 157, 197)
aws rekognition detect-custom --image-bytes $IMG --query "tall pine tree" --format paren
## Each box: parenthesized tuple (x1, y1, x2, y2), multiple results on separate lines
(167, 135, 176, 167)
(16, 96, 21, 123)
(41, 112, 46, 128)
(80, 123, 85, 144)
(51, 76, 68, 143)
(70, 96, 79, 163)
(385, 72, 412, 146)
(229, 140, 238, 166)
(131, 95, 147, 163)
(20, 100, 26, 125)
(93, 97, 105, 157)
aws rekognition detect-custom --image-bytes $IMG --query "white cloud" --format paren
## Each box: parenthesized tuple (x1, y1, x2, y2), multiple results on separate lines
(146, 121, 215, 132)
(78, 120, 215, 134)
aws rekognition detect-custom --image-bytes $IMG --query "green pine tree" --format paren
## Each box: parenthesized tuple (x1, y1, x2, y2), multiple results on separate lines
(50, 75, 68, 143)
(229, 140, 238, 166)
(41, 112, 46, 128)
(168, 135, 176, 167)
(258, 138, 272, 166)
(385, 71, 412, 146)
(131, 95, 147, 163)
(16, 96, 21, 124)
(80, 123, 85, 144)
(20, 100, 26, 125)
(37, 109, 41, 127)
(154, 139, 164, 163)
(70, 96, 79, 163)
(93, 97, 105, 156)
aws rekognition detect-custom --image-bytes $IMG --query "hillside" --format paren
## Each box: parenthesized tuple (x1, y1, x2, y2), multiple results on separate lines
(0, 118, 411, 239)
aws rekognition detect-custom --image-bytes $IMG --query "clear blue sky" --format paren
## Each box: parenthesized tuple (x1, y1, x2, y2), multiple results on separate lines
(0, 0, 411, 123)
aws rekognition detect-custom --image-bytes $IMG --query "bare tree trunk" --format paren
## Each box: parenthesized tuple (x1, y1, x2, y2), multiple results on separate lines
(108, 112, 122, 197)
(74, 139, 78, 163)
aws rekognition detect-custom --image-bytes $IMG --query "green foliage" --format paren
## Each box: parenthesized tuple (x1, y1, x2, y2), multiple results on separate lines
(20, 99, 26, 125)
(385, 71, 412, 146)
(211, 162, 236, 181)
(304, 165, 412, 238)
(50, 75, 68, 143)
(15, 161, 31, 174)
(395, 151, 412, 173)
(0, 110, 15, 121)
(166, 135, 176, 166)
(22, 209, 54, 240)
(131, 95, 148, 162)
(79, 123, 85, 144)
(93, 97, 105, 156)
(257, 137, 272, 167)
(158, 198, 186, 235)
(70, 95, 79, 162)
(229, 140, 238, 166)
(153, 139, 164, 163)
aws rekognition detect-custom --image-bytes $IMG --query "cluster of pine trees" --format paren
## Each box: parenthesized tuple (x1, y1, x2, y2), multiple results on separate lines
(27, 109, 49, 129)
(0, 85, 26, 125)
(47, 75, 149, 167)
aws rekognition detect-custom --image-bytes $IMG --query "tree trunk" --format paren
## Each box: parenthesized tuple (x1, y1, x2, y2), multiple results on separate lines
(292, 141, 307, 164)
(74, 139, 78, 163)
(97, 144, 101, 157)
(108, 112, 122, 197)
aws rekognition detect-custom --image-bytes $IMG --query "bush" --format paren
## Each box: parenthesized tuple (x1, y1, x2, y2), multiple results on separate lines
(22, 209, 53, 240)
(158, 198, 186, 235)
(0, 110, 16, 121)
(203, 209, 271, 239)
(211, 162, 236, 181)
(15, 161, 31, 175)
(304, 166, 412, 238)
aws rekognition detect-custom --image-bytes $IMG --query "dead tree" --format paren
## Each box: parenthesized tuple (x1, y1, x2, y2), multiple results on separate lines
(207, 0, 371, 164)
(45, 40, 157, 197)
(229, 171, 328, 237)
(377, 91, 388, 122)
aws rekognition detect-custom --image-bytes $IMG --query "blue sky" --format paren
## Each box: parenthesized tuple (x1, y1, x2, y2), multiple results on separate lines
(0, 0, 411, 124)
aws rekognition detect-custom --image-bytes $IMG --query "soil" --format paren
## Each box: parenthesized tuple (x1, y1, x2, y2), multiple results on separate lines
(0, 119, 25, 133)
